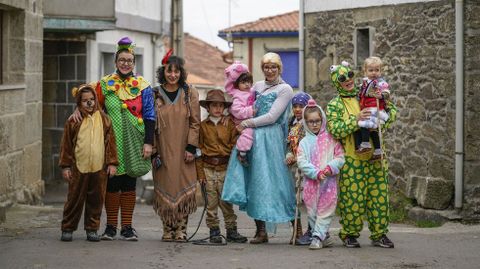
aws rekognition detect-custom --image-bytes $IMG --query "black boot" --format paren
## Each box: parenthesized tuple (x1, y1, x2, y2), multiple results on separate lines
(250, 219, 268, 244)
(209, 227, 222, 244)
(226, 227, 247, 243)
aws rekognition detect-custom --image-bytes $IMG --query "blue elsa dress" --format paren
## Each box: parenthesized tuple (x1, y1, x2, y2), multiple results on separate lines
(222, 80, 295, 224)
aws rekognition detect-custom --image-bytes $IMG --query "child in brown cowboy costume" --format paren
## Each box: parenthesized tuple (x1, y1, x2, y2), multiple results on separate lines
(196, 89, 248, 243)
(59, 84, 118, 242)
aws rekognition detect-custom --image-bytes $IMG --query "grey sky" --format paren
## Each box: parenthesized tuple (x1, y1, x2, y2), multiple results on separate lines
(184, 0, 299, 51)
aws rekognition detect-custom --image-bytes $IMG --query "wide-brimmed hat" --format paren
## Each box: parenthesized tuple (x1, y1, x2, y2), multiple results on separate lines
(199, 89, 232, 109)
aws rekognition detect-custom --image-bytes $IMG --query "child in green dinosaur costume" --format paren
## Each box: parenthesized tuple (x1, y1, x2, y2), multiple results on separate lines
(326, 61, 397, 248)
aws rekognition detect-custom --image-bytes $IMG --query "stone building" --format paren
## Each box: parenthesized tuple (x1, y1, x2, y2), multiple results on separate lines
(42, 0, 171, 183)
(303, 0, 480, 219)
(0, 0, 44, 221)
(218, 11, 299, 88)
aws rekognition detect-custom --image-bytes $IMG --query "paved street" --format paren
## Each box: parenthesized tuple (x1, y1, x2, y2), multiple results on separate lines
(1, 184, 480, 269)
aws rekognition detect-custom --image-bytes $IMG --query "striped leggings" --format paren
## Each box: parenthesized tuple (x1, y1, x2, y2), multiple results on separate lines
(104, 174, 137, 228)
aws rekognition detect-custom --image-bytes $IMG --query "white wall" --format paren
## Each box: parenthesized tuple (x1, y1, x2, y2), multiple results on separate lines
(305, 0, 442, 13)
(116, 0, 162, 21)
(86, 0, 170, 85)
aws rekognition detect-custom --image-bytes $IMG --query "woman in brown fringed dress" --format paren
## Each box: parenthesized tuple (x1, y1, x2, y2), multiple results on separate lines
(152, 54, 200, 242)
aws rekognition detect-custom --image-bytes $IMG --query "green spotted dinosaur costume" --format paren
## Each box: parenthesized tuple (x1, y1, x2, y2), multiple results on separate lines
(326, 61, 397, 246)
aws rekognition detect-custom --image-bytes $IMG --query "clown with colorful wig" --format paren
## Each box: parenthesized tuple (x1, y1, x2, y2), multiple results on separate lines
(326, 61, 397, 248)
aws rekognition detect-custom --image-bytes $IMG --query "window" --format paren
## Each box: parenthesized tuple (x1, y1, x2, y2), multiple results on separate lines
(276, 51, 299, 88)
(355, 27, 374, 67)
(135, 54, 143, 75)
(101, 52, 115, 77)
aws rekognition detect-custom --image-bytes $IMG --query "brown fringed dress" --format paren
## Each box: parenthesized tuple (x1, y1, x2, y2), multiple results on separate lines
(152, 85, 200, 235)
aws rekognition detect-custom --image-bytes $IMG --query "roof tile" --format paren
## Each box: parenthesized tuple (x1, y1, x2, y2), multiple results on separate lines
(220, 10, 298, 33)
(184, 33, 229, 87)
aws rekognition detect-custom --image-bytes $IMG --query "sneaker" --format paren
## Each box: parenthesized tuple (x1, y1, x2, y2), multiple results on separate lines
(209, 228, 223, 244)
(322, 236, 334, 248)
(343, 236, 361, 248)
(120, 225, 138, 241)
(101, 224, 117, 240)
(61, 231, 73, 242)
(296, 230, 312, 245)
(86, 230, 100, 242)
(226, 227, 247, 243)
(371, 149, 382, 160)
(355, 142, 372, 154)
(372, 235, 394, 248)
(309, 236, 322, 250)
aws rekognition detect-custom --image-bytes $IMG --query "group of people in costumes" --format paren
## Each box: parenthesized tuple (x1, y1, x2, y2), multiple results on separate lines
(58, 36, 397, 249)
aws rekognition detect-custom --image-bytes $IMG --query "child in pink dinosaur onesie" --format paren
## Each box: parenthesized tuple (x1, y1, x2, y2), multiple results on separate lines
(224, 61, 255, 166)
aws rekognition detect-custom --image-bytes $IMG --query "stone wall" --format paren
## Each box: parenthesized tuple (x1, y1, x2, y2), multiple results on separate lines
(42, 40, 87, 182)
(305, 0, 480, 218)
(0, 0, 44, 218)
(463, 1, 480, 218)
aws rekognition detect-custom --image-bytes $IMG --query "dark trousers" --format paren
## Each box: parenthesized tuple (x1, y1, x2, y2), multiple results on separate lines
(61, 169, 107, 232)
(354, 128, 381, 150)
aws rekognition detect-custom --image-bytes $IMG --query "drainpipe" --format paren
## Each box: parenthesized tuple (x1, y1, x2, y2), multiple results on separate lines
(171, 0, 184, 58)
(151, 0, 165, 82)
(299, 0, 305, 91)
(454, 0, 464, 209)
(248, 38, 253, 73)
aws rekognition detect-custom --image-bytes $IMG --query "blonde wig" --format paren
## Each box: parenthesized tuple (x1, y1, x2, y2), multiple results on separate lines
(261, 52, 283, 73)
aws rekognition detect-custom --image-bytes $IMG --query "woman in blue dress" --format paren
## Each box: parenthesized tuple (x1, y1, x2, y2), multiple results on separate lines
(222, 52, 295, 244)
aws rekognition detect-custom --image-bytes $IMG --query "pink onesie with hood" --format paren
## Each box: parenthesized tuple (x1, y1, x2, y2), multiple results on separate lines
(224, 61, 255, 152)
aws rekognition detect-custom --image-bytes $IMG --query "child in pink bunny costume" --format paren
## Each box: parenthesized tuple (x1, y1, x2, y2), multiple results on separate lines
(224, 61, 255, 166)
(297, 99, 345, 249)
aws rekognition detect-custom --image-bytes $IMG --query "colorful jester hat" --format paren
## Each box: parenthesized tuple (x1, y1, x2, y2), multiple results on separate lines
(329, 61, 358, 97)
(117, 37, 135, 54)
